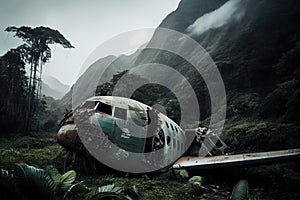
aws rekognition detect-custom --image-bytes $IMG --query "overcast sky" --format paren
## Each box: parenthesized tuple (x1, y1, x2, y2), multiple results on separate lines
(0, 0, 180, 86)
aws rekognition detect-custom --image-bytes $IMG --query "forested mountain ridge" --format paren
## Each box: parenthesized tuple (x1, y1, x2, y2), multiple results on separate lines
(137, 0, 300, 151)
(65, 0, 300, 152)
(148, 0, 300, 122)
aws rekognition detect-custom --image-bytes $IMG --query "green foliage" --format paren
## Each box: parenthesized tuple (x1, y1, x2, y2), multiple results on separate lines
(56, 170, 77, 192)
(2, 26, 74, 132)
(222, 118, 300, 153)
(5, 26, 74, 49)
(85, 184, 139, 200)
(230, 180, 249, 200)
(38, 95, 65, 132)
(170, 169, 190, 182)
(0, 163, 82, 200)
(63, 180, 85, 199)
(0, 48, 28, 133)
(46, 165, 61, 183)
(259, 79, 299, 119)
(13, 163, 56, 199)
(45, 166, 82, 198)
(0, 133, 62, 169)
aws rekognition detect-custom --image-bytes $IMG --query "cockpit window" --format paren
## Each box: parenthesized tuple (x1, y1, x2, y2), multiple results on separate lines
(80, 101, 96, 109)
(114, 107, 127, 120)
(96, 102, 112, 115)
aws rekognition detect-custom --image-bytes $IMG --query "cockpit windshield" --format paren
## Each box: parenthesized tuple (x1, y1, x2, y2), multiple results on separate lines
(80, 101, 97, 109)
(95, 101, 112, 115)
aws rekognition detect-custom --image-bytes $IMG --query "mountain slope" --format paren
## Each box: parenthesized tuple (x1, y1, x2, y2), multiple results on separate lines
(131, 0, 300, 151)
(136, 0, 300, 122)
(65, 0, 300, 151)
(42, 76, 70, 99)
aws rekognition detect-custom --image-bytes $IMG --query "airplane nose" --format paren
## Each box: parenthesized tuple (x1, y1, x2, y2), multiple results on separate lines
(57, 124, 78, 151)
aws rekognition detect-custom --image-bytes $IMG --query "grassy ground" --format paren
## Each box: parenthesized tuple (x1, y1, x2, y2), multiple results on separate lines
(0, 132, 299, 199)
(0, 132, 62, 169)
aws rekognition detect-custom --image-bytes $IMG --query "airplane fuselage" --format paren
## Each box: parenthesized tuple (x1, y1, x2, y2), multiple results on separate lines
(57, 96, 187, 173)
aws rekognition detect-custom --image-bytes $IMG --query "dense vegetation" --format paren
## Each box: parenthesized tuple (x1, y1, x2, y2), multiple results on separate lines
(0, 48, 28, 132)
(0, 26, 73, 133)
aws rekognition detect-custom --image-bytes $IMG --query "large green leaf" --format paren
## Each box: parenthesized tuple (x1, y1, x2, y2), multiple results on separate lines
(46, 165, 61, 184)
(63, 180, 85, 199)
(56, 170, 76, 192)
(85, 184, 139, 200)
(14, 163, 56, 200)
(230, 180, 249, 200)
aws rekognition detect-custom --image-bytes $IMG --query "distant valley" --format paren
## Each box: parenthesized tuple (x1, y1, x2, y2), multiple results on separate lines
(42, 76, 70, 100)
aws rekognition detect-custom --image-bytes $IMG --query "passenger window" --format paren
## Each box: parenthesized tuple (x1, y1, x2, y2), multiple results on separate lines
(170, 124, 174, 131)
(167, 136, 171, 146)
(175, 126, 178, 132)
(165, 121, 169, 128)
(96, 102, 112, 115)
(114, 107, 127, 120)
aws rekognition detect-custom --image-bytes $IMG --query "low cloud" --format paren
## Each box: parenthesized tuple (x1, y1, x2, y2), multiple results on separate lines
(186, 0, 245, 36)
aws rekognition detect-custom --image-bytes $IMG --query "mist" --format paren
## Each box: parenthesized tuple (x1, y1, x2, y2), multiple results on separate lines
(0, 0, 180, 86)
(186, 0, 244, 36)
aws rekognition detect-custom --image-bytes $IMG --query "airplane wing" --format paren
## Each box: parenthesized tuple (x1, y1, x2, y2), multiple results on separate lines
(173, 148, 300, 171)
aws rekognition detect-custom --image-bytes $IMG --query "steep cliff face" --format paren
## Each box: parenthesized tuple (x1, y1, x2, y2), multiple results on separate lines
(131, 0, 300, 151)
(135, 0, 300, 123)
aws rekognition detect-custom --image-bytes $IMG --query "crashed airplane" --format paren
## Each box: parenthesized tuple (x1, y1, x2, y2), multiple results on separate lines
(57, 96, 226, 174)
(57, 96, 300, 175)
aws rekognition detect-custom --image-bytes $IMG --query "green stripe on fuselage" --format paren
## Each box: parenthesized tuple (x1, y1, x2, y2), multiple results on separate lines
(90, 115, 146, 153)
